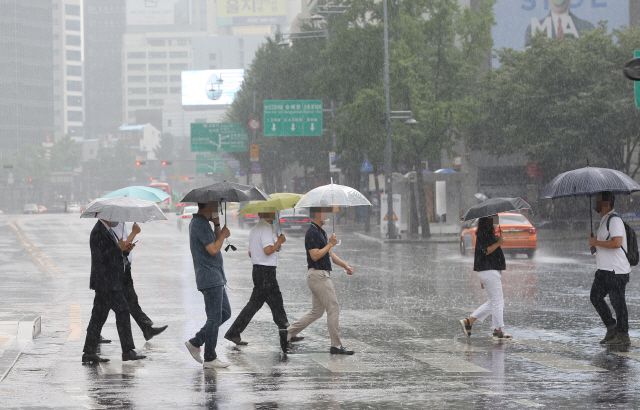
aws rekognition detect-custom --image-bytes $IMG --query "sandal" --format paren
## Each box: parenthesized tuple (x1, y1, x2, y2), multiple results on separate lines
(492, 331, 513, 341)
(459, 318, 472, 338)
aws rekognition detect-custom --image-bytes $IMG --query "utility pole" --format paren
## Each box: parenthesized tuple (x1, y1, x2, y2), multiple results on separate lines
(383, 0, 396, 239)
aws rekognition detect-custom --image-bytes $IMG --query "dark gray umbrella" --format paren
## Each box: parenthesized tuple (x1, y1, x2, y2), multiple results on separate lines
(461, 197, 531, 222)
(539, 166, 640, 237)
(180, 181, 269, 252)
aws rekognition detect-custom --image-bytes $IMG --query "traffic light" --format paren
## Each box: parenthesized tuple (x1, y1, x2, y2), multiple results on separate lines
(28, 178, 32, 182)
(136, 161, 147, 166)
(161, 161, 172, 166)
(185, 176, 189, 181)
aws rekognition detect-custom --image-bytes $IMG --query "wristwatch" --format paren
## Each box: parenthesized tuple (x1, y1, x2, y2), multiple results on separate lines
(214, 223, 221, 227)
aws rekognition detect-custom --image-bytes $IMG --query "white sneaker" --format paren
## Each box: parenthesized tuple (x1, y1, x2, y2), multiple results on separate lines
(185, 341, 203, 364)
(203, 359, 230, 369)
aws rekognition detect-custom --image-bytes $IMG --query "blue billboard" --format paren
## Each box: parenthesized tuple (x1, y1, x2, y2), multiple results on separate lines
(493, 0, 629, 53)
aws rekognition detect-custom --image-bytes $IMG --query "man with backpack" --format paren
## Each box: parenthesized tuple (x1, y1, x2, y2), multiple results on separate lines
(589, 191, 636, 346)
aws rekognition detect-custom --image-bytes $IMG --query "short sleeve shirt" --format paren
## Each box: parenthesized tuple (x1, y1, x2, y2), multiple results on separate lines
(189, 214, 226, 290)
(249, 219, 277, 266)
(596, 210, 630, 274)
(306, 223, 331, 271)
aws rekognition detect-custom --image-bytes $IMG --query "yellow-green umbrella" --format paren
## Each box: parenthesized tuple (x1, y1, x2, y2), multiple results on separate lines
(238, 193, 303, 216)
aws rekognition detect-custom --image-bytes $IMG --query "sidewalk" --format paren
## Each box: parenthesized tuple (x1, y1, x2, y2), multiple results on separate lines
(0, 314, 41, 382)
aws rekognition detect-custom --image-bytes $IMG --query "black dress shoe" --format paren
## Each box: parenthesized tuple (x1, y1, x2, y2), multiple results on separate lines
(279, 329, 289, 352)
(82, 353, 110, 363)
(290, 336, 304, 342)
(330, 346, 354, 355)
(99, 336, 111, 344)
(224, 334, 248, 346)
(143, 325, 168, 341)
(122, 350, 146, 361)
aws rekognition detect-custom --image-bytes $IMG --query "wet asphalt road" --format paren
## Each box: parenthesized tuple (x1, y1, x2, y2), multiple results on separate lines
(1, 213, 640, 409)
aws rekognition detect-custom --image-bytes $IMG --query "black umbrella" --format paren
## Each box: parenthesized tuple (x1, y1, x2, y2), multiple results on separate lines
(461, 197, 531, 222)
(539, 166, 640, 236)
(181, 182, 269, 251)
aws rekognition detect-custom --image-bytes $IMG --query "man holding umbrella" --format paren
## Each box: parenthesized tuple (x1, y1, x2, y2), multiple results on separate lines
(589, 191, 631, 346)
(184, 201, 233, 368)
(280, 207, 355, 355)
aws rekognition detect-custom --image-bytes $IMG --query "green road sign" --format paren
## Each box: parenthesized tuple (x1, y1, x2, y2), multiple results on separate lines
(191, 123, 249, 152)
(196, 153, 227, 174)
(264, 100, 323, 136)
(635, 50, 640, 109)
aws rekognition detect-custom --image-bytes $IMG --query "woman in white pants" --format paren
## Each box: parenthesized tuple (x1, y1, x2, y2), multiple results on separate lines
(460, 215, 513, 341)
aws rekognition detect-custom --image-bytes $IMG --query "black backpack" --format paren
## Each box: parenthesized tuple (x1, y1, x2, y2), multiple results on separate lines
(606, 213, 639, 267)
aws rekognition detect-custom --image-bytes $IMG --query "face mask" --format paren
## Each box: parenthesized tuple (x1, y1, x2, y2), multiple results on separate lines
(108, 221, 119, 227)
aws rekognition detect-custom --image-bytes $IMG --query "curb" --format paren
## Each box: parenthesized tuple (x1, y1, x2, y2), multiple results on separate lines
(353, 232, 458, 244)
(0, 315, 41, 383)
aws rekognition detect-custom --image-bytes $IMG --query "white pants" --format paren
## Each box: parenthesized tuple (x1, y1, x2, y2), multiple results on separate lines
(470, 270, 504, 331)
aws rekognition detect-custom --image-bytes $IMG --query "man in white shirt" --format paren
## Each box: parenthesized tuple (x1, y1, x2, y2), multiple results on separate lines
(109, 222, 168, 341)
(588, 191, 631, 346)
(224, 211, 303, 345)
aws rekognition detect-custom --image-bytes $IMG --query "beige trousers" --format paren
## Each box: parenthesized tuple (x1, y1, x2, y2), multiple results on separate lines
(287, 268, 342, 347)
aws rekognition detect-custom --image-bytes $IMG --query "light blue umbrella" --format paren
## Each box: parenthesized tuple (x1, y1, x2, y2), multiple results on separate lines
(102, 186, 169, 202)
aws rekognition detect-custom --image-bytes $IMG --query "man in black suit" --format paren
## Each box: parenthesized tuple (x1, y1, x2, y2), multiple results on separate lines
(82, 219, 146, 363)
(525, 0, 595, 45)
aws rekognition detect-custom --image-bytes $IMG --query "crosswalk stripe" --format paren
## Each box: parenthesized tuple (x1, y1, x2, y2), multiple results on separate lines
(527, 328, 570, 339)
(409, 353, 491, 373)
(514, 353, 607, 372)
(67, 304, 82, 341)
(517, 339, 578, 352)
(306, 353, 374, 373)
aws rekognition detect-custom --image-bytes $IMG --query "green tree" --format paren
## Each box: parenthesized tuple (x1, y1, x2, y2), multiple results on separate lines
(49, 135, 80, 171)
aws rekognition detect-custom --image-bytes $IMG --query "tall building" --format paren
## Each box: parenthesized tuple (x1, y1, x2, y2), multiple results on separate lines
(83, 0, 126, 138)
(0, 0, 54, 151)
(52, 0, 84, 140)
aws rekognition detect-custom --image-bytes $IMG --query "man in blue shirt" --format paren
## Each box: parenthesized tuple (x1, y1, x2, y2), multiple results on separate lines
(184, 202, 232, 368)
(280, 207, 355, 355)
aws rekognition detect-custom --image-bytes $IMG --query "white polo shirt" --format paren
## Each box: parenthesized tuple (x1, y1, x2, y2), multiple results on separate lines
(249, 219, 277, 267)
(596, 210, 630, 274)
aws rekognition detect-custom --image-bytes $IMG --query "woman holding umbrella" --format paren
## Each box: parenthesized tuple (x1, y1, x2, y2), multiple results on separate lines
(460, 215, 512, 341)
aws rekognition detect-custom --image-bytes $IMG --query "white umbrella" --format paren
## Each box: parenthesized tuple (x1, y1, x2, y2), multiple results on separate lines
(80, 197, 167, 223)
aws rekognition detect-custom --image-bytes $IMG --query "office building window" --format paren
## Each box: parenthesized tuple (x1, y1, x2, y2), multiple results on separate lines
(169, 75, 181, 82)
(127, 75, 146, 83)
(65, 19, 81, 31)
(128, 111, 136, 119)
(169, 87, 181, 94)
(177, 39, 188, 46)
(209, 65, 217, 69)
(167, 119, 172, 127)
(149, 51, 167, 59)
(128, 87, 146, 94)
(149, 99, 164, 106)
(128, 99, 146, 106)
(67, 110, 83, 121)
(53, 18, 59, 25)
(149, 87, 167, 94)
(66, 65, 82, 76)
(127, 52, 146, 59)
(67, 80, 82, 91)
(65, 4, 81, 16)
(66, 35, 81, 46)
(148, 39, 166, 46)
(169, 63, 188, 70)
(148, 63, 167, 71)
(209, 53, 216, 60)
(149, 75, 167, 82)
(169, 51, 188, 59)
(127, 64, 145, 71)
(66, 50, 81, 61)
(67, 96, 82, 106)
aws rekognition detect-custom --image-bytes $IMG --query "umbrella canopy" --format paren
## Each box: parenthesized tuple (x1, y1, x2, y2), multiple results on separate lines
(539, 166, 640, 199)
(238, 193, 303, 216)
(435, 169, 456, 174)
(101, 186, 169, 202)
(81, 197, 167, 223)
(180, 181, 269, 203)
(461, 197, 531, 222)
(295, 180, 372, 209)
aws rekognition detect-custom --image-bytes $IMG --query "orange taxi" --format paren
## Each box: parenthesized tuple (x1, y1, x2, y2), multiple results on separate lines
(460, 212, 537, 259)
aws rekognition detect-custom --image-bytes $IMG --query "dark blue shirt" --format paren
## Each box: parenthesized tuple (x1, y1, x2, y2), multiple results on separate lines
(189, 214, 226, 290)
(305, 223, 332, 271)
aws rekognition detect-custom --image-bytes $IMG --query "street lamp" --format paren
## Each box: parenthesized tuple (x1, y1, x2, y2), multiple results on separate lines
(277, 29, 329, 47)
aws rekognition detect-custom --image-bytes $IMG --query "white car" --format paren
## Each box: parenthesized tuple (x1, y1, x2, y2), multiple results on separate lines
(177, 205, 199, 231)
(68, 204, 81, 212)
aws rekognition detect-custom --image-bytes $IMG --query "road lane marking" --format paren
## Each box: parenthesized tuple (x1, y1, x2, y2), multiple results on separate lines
(306, 353, 374, 373)
(14, 220, 65, 275)
(0, 338, 8, 347)
(510, 399, 545, 407)
(8, 221, 51, 275)
(67, 304, 82, 341)
(513, 353, 607, 372)
(517, 339, 578, 352)
(409, 353, 491, 373)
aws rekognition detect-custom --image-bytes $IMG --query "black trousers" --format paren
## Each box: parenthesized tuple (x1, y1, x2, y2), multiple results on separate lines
(122, 264, 154, 336)
(590, 269, 630, 334)
(83, 291, 135, 354)
(226, 265, 289, 337)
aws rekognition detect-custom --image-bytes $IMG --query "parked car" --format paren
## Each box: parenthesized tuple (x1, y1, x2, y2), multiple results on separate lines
(278, 208, 310, 234)
(460, 212, 537, 259)
(177, 205, 199, 231)
(23, 203, 38, 214)
(68, 204, 81, 212)
(38, 205, 47, 213)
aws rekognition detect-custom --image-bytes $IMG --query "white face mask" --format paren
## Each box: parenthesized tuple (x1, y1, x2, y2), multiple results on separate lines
(108, 221, 119, 227)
